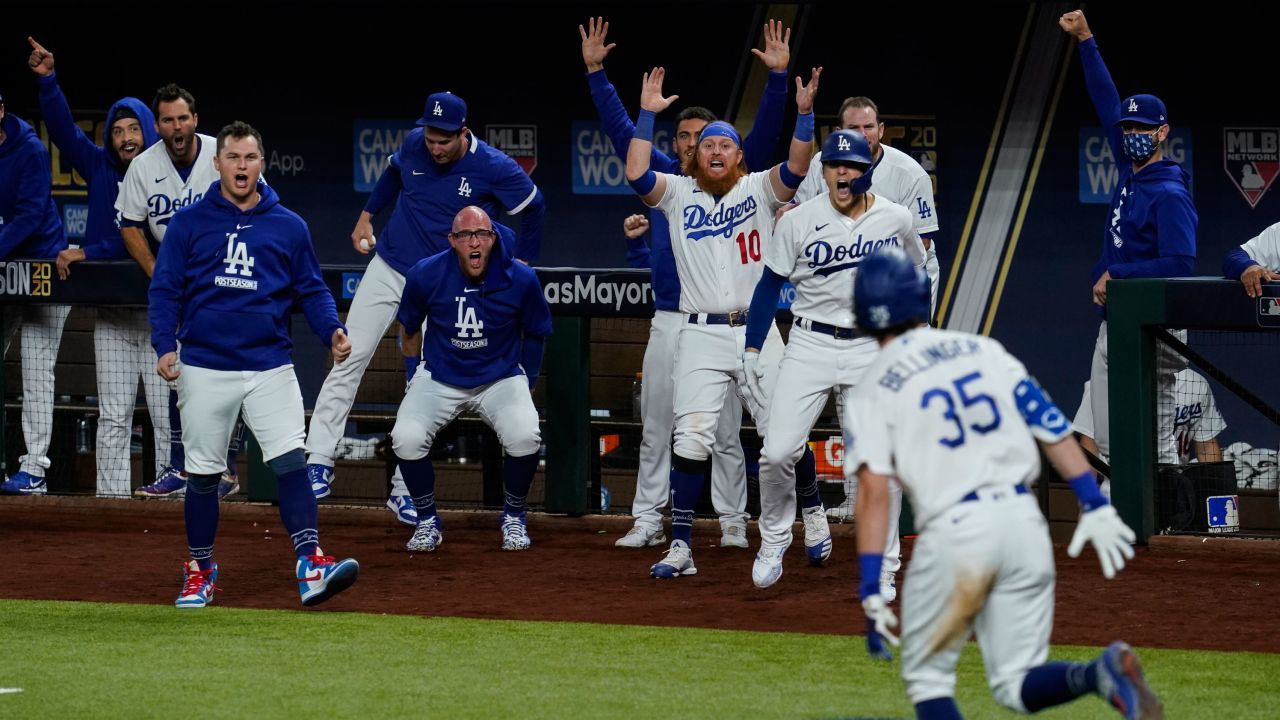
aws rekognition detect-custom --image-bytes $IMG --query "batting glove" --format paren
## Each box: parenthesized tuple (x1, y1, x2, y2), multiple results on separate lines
(736, 350, 767, 414)
(1067, 504, 1136, 579)
(861, 594, 899, 661)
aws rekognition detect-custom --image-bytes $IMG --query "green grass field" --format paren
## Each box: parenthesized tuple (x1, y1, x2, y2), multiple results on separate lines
(0, 599, 1272, 719)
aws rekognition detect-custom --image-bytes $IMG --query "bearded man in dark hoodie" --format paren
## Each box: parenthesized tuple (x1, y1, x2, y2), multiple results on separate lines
(1059, 10, 1197, 468)
(24, 36, 172, 498)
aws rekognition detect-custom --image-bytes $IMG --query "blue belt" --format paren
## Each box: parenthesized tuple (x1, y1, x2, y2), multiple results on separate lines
(960, 484, 1029, 503)
(795, 316, 858, 340)
(688, 311, 748, 327)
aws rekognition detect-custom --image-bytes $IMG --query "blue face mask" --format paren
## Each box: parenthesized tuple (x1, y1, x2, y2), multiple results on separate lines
(1122, 130, 1159, 163)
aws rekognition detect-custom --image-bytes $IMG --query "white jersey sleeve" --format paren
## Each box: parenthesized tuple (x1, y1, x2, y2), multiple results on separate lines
(1241, 221, 1280, 270)
(115, 154, 150, 223)
(877, 144, 939, 236)
(794, 152, 826, 204)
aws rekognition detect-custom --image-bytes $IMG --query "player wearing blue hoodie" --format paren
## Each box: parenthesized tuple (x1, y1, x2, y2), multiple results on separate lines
(1061, 10, 1197, 463)
(391, 206, 552, 554)
(0, 82, 69, 497)
(24, 36, 174, 498)
(150, 121, 357, 609)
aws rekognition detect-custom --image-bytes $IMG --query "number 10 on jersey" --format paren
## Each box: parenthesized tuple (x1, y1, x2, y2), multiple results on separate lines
(736, 229, 761, 264)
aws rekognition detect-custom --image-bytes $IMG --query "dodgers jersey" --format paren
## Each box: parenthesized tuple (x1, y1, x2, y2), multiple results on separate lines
(766, 194, 924, 328)
(149, 180, 343, 372)
(796, 143, 939, 236)
(117, 133, 218, 243)
(846, 326, 1065, 530)
(373, 129, 540, 274)
(396, 224, 552, 389)
(652, 171, 784, 314)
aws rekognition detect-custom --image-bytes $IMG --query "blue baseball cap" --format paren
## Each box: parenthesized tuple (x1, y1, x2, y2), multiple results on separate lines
(698, 120, 741, 147)
(417, 92, 467, 132)
(1115, 93, 1167, 126)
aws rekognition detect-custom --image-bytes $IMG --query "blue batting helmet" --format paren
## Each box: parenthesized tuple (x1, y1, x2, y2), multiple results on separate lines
(821, 129, 873, 167)
(854, 247, 930, 331)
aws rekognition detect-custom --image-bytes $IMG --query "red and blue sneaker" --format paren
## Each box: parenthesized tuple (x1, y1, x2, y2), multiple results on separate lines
(175, 560, 218, 609)
(297, 551, 359, 607)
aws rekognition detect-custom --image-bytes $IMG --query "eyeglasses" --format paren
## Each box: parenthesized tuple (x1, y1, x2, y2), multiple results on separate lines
(449, 229, 496, 241)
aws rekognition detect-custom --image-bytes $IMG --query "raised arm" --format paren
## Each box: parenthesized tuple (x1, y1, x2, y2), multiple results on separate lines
(741, 19, 791, 170)
(625, 68, 678, 207)
(580, 17, 680, 173)
(1060, 11, 1122, 154)
(768, 67, 820, 202)
(29, 38, 99, 178)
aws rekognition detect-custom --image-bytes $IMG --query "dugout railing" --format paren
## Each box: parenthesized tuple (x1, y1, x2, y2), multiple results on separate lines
(1108, 278, 1280, 542)
(2, 260, 848, 518)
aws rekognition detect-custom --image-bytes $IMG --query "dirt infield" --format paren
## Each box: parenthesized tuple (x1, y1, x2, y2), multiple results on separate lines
(2, 496, 1277, 653)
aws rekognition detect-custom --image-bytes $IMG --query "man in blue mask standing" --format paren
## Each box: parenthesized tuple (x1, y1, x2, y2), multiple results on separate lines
(1060, 10, 1197, 464)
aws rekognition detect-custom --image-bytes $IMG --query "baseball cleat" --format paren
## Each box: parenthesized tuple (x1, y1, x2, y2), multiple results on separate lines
(802, 505, 833, 565)
(0, 471, 48, 495)
(1096, 642, 1163, 720)
(135, 467, 186, 498)
(720, 524, 749, 548)
(650, 540, 697, 578)
(500, 513, 532, 551)
(218, 472, 239, 498)
(406, 516, 443, 552)
(615, 524, 666, 548)
(752, 543, 787, 588)
(307, 464, 334, 500)
(386, 493, 418, 526)
(297, 552, 359, 607)
(175, 560, 218, 609)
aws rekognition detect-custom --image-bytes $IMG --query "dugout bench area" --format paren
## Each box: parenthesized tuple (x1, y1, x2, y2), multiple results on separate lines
(4, 262, 1278, 542)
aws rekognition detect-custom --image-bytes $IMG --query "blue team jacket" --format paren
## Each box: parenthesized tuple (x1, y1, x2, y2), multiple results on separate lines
(367, 129, 544, 273)
(0, 112, 65, 260)
(1078, 36, 1196, 306)
(149, 180, 343, 371)
(37, 72, 159, 258)
(397, 223, 552, 389)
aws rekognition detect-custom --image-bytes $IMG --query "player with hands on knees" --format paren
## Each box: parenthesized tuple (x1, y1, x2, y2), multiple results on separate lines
(624, 64, 816, 579)
(150, 122, 359, 610)
(390, 206, 552, 554)
(846, 247, 1161, 720)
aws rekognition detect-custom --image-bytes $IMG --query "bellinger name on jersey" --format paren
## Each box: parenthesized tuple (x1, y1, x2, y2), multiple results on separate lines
(876, 337, 984, 392)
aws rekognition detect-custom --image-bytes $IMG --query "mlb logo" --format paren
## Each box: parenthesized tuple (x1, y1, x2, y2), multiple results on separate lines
(1206, 495, 1240, 534)
(1223, 128, 1280, 208)
(1259, 296, 1280, 328)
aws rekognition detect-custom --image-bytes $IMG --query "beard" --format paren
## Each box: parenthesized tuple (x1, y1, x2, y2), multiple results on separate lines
(687, 161, 746, 196)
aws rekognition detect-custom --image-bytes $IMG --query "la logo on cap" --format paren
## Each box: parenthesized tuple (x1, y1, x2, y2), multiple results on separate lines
(1128, 98, 1139, 112)
(433, 101, 443, 116)
(837, 136, 851, 150)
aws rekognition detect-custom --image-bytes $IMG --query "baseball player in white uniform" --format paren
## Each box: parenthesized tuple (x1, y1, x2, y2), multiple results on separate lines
(796, 96, 939, 312)
(744, 129, 924, 591)
(845, 247, 1161, 720)
(1074, 369, 1225, 467)
(1224, 220, 1280, 297)
(151, 121, 357, 609)
(624, 66, 819, 578)
(116, 84, 242, 497)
